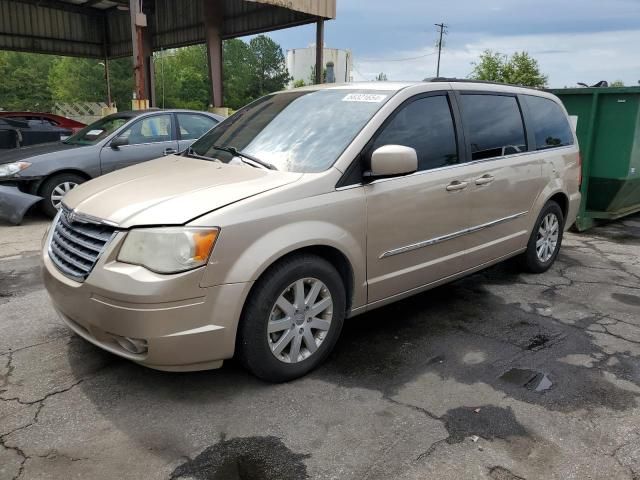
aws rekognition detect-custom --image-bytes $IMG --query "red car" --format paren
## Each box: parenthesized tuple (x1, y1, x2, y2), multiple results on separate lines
(0, 112, 86, 134)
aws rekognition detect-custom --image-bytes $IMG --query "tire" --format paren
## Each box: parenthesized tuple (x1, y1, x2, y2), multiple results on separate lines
(237, 254, 346, 382)
(39, 173, 86, 218)
(519, 201, 564, 273)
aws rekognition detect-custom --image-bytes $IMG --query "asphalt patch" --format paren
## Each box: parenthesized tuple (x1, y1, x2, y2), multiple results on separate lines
(0, 255, 42, 300)
(442, 405, 528, 444)
(316, 272, 639, 412)
(170, 436, 310, 480)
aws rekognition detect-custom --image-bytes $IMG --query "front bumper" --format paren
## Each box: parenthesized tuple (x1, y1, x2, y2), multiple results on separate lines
(42, 235, 253, 372)
(0, 185, 42, 224)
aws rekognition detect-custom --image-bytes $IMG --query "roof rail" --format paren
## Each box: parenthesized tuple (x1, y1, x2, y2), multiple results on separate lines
(425, 77, 542, 90)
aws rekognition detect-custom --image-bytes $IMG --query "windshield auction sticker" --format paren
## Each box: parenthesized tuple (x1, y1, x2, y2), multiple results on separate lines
(342, 93, 388, 103)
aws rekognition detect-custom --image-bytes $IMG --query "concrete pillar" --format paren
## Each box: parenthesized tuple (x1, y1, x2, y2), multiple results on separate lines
(315, 20, 324, 85)
(203, 0, 224, 108)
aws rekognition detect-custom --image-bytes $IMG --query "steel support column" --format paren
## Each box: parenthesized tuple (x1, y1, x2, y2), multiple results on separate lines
(203, 0, 224, 108)
(315, 19, 324, 85)
(129, 0, 153, 108)
(142, 24, 156, 107)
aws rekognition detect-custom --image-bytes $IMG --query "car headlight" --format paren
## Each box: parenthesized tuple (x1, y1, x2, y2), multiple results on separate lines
(0, 161, 31, 177)
(118, 227, 220, 274)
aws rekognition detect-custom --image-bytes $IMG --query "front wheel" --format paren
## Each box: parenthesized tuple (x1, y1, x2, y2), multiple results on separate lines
(39, 173, 86, 218)
(519, 201, 564, 273)
(237, 254, 346, 382)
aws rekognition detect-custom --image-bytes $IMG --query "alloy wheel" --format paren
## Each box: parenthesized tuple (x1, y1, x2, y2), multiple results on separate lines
(536, 213, 559, 262)
(267, 277, 333, 363)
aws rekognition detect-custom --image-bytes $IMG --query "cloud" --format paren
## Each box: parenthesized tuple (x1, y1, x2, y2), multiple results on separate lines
(352, 29, 640, 87)
(265, 0, 640, 87)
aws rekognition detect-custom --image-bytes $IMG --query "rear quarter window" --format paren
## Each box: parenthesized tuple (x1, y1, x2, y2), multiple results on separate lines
(523, 95, 574, 150)
(459, 94, 527, 161)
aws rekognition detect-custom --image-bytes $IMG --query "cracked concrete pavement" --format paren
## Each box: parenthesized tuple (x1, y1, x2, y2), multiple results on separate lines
(0, 213, 639, 479)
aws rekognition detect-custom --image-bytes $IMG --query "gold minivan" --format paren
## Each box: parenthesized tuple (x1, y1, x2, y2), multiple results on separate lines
(42, 81, 581, 381)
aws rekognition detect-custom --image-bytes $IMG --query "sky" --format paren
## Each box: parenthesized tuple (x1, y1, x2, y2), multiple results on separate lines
(263, 0, 640, 87)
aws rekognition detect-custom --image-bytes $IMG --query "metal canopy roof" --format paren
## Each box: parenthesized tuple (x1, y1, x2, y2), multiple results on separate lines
(0, 0, 336, 58)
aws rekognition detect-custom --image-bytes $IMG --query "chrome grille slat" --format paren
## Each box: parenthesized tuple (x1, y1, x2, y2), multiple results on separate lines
(56, 223, 103, 252)
(48, 208, 115, 282)
(49, 249, 87, 278)
(59, 214, 114, 242)
(50, 241, 92, 272)
(52, 231, 99, 262)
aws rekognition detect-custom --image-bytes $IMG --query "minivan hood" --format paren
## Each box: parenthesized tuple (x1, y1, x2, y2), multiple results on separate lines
(63, 155, 302, 227)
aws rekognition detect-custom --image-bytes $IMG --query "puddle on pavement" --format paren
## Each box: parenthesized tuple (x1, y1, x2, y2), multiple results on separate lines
(500, 368, 553, 392)
(442, 405, 528, 444)
(170, 436, 309, 480)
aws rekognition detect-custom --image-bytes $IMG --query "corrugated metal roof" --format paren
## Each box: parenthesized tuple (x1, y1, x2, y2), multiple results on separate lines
(252, 0, 336, 19)
(0, 0, 336, 58)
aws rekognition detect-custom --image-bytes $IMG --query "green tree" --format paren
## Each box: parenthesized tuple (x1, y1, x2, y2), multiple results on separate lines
(470, 50, 547, 88)
(154, 36, 290, 110)
(610, 80, 625, 87)
(0, 51, 54, 110)
(248, 35, 290, 98)
(49, 56, 132, 109)
(154, 45, 210, 110)
(223, 39, 255, 109)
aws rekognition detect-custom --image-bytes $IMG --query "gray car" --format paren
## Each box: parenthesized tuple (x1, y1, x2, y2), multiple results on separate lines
(0, 109, 223, 218)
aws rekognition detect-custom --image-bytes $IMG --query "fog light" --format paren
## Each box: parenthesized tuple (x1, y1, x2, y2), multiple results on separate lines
(115, 336, 148, 355)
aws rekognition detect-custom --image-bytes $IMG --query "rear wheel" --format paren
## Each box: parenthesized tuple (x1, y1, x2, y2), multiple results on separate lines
(237, 254, 346, 382)
(39, 173, 85, 218)
(519, 201, 564, 273)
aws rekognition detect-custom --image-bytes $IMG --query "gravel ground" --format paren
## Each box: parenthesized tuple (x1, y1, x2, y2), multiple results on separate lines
(1, 212, 639, 480)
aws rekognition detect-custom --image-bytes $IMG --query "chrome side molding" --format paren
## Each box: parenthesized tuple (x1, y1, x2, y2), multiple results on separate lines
(380, 211, 529, 258)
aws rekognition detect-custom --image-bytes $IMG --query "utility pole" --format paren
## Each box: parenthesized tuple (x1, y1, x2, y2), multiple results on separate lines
(435, 23, 448, 78)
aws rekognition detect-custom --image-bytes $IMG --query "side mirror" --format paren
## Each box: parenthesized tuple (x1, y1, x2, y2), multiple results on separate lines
(368, 145, 418, 177)
(110, 136, 128, 149)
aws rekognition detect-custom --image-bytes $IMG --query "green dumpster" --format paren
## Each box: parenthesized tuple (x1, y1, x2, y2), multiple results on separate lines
(548, 87, 640, 231)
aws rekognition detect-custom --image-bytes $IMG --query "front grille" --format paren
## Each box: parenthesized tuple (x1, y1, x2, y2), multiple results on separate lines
(49, 209, 116, 281)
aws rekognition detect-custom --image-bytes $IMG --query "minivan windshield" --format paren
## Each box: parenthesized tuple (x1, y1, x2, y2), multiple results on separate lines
(64, 115, 132, 145)
(189, 89, 393, 173)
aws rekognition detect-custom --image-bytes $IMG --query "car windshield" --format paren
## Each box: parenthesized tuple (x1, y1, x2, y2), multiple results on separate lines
(64, 115, 132, 145)
(189, 89, 393, 173)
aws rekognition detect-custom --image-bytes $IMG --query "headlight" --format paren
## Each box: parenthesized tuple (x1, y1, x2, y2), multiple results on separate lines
(118, 227, 220, 274)
(0, 161, 31, 177)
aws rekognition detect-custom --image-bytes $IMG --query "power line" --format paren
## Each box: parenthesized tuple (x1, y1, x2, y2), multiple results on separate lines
(435, 22, 448, 77)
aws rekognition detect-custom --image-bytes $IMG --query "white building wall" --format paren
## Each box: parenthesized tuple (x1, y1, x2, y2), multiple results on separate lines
(286, 47, 353, 87)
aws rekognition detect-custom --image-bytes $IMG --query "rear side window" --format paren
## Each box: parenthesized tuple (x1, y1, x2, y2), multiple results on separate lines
(371, 95, 458, 171)
(177, 113, 218, 140)
(459, 94, 527, 161)
(523, 95, 574, 150)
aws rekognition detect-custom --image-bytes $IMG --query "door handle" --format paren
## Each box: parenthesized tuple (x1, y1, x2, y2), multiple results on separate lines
(163, 148, 177, 156)
(446, 180, 469, 191)
(475, 174, 495, 186)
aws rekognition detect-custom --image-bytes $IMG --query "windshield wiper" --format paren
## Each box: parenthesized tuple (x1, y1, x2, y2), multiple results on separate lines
(210, 144, 277, 170)
(184, 147, 220, 162)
